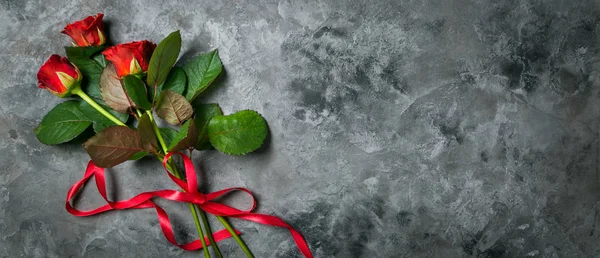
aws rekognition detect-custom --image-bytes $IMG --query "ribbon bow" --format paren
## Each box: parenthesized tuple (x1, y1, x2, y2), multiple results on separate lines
(65, 152, 313, 258)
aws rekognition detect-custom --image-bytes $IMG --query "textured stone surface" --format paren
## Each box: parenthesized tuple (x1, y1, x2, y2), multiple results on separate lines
(1, 0, 600, 257)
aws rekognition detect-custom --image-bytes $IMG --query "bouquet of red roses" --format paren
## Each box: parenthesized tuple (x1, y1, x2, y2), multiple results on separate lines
(35, 13, 311, 258)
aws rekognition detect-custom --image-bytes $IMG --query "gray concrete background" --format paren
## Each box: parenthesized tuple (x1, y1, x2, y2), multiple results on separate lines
(1, 0, 600, 257)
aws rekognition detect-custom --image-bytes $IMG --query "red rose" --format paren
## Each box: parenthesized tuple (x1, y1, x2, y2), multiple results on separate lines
(37, 55, 82, 97)
(61, 13, 106, 47)
(102, 40, 156, 77)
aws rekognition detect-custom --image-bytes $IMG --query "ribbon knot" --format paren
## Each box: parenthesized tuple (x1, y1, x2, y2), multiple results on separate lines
(65, 152, 312, 258)
(192, 194, 206, 205)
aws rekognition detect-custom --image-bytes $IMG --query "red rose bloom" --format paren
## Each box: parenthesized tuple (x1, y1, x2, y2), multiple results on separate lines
(102, 40, 156, 77)
(61, 13, 106, 47)
(37, 55, 82, 97)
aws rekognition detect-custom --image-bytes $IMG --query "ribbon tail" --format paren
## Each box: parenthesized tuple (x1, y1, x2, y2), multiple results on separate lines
(290, 228, 313, 258)
(180, 229, 242, 250)
(231, 214, 313, 258)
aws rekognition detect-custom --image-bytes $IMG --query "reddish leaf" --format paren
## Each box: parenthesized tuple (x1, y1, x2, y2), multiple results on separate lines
(155, 90, 193, 125)
(137, 113, 158, 153)
(83, 126, 144, 168)
(100, 63, 131, 113)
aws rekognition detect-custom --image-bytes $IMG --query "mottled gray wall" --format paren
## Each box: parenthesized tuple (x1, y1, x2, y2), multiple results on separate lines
(1, 0, 600, 257)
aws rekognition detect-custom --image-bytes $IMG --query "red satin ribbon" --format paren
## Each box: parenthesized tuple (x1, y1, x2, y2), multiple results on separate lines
(65, 152, 313, 258)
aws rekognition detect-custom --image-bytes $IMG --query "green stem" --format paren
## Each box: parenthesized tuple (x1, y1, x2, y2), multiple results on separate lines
(198, 207, 222, 258)
(136, 109, 143, 119)
(176, 170, 211, 258)
(145, 110, 168, 151)
(189, 150, 223, 258)
(147, 110, 252, 257)
(148, 111, 211, 258)
(217, 216, 254, 258)
(190, 203, 210, 258)
(72, 87, 125, 126)
(160, 159, 211, 258)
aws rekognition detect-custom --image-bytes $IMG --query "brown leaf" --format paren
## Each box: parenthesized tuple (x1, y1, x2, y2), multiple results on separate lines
(83, 126, 144, 168)
(100, 63, 132, 113)
(137, 113, 158, 153)
(155, 90, 193, 125)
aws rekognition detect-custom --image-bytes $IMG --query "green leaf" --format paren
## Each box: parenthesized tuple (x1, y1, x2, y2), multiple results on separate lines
(147, 31, 181, 87)
(167, 120, 198, 151)
(69, 58, 103, 79)
(161, 67, 187, 96)
(34, 101, 92, 145)
(129, 151, 148, 160)
(108, 109, 128, 122)
(183, 49, 222, 101)
(78, 101, 127, 133)
(83, 126, 144, 168)
(65, 46, 105, 82)
(65, 46, 105, 60)
(207, 110, 268, 155)
(159, 127, 178, 147)
(151, 67, 187, 104)
(193, 103, 222, 150)
(92, 53, 108, 68)
(155, 90, 193, 125)
(137, 113, 157, 153)
(66, 46, 128, 125)
(91, 122, 112, 134)
(123, 75, 151, 110)
(66, 46, 106, 103)
(81, 74, 103, 102)
(100, 63, 132, 113)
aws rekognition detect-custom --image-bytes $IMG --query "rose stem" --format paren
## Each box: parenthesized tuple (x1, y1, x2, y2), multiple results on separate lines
(145, 110, 211, 258)
(146, 110, 253, 258)
(135, 109, 143, 117)
(189, 150, 223, 258)
(197, 205, 222, 257)
(72, 87, 125, 126)
(217, 216, 254, 258)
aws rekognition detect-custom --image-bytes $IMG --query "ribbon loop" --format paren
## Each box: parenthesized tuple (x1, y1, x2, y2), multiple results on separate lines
(65, 153, 313, 258)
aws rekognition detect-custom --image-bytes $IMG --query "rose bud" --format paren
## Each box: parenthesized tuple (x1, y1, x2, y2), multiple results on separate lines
(61, 13, 106, 47)
(102, 40, 156, 78)
(37, 55, 82, 97)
